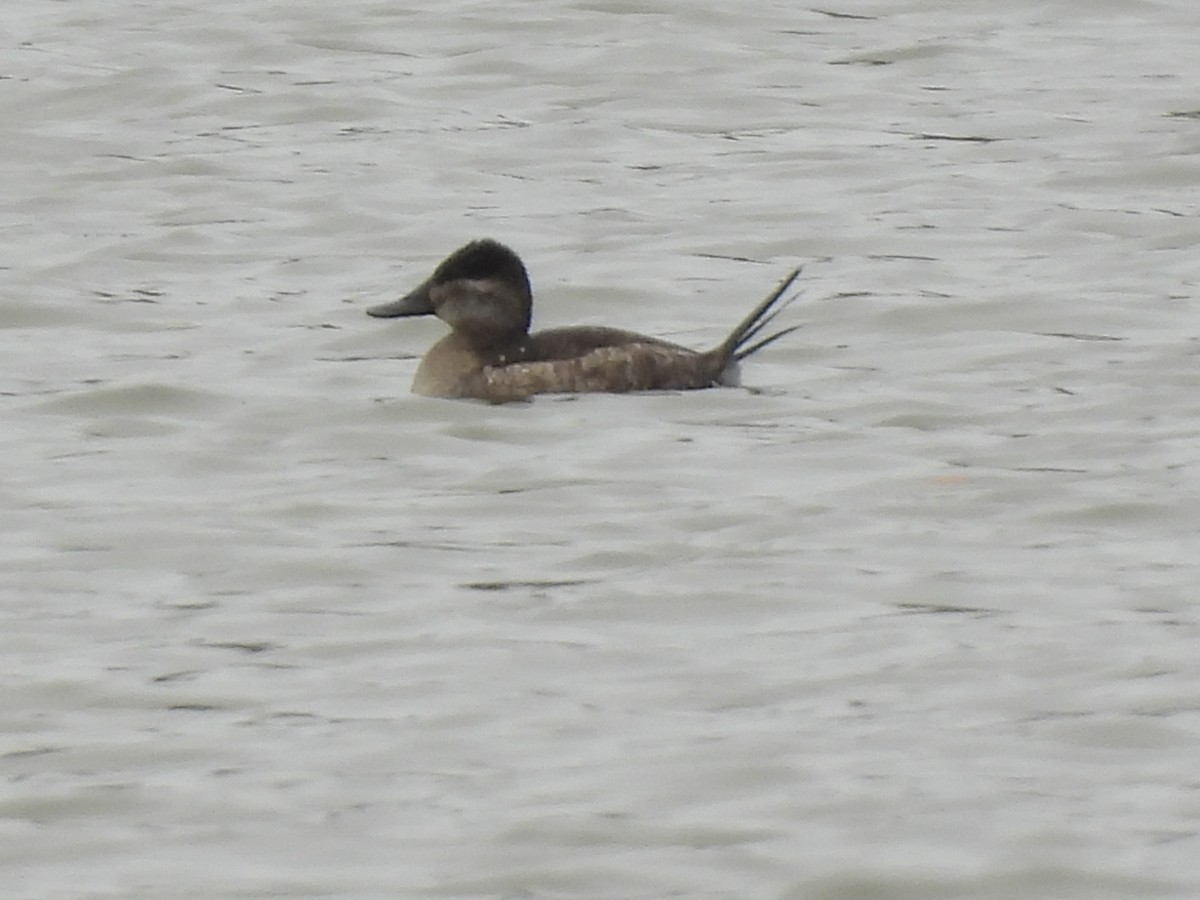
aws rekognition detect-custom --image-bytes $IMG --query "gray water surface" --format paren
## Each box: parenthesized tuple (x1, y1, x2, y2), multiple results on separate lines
(4, 2, 1200, 898)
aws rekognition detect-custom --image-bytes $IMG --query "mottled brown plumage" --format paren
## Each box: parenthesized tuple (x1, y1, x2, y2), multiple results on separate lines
(366, 239, 800, 403)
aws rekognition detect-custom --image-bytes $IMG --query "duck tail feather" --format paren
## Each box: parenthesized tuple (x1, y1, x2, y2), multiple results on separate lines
(734, 324, 802, 362)
(719, 266, 803, 360)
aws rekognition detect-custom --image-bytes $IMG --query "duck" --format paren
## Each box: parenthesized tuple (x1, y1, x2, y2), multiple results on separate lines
(366, 239, 801, 403)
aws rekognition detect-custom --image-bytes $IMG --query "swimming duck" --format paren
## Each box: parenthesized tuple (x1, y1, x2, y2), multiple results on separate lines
(366, 239, 800, 403)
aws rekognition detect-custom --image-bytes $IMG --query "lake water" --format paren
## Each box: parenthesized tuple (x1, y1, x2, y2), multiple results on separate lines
(4, 2, 1200, 898)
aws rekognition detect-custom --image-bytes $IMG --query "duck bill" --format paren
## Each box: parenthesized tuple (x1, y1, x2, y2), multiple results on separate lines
(366, 282, 434, 318)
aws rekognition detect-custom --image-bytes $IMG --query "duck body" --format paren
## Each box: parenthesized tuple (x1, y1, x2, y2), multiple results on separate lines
(366, 239, 799, 403)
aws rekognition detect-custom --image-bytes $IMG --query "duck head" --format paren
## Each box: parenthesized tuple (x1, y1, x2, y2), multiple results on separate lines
(367, 239, 533, 346)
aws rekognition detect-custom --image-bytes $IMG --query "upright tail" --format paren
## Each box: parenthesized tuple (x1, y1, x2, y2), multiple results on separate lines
(716, 267, 803, 364)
